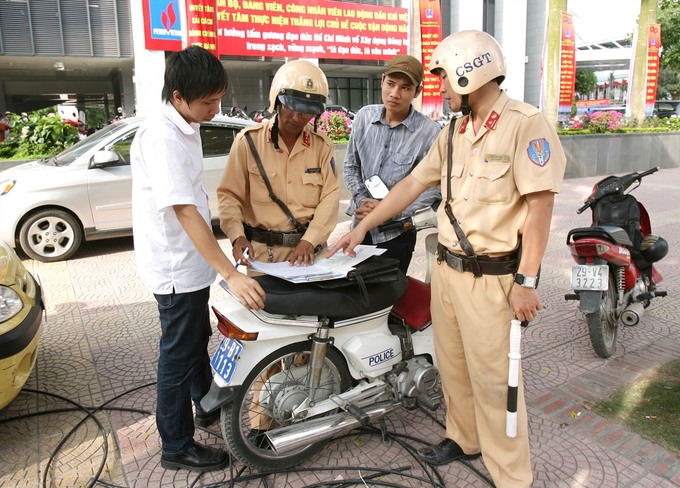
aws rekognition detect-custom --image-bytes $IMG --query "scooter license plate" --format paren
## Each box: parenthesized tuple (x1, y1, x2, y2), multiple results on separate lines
(570, 264, 609, 291)
(210, 337, 243, 384)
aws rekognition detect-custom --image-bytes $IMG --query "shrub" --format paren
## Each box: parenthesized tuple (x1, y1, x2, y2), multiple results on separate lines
(587, 110, 624, 133)
(316, 111, 351, 143)
(0, 108, 80, 159)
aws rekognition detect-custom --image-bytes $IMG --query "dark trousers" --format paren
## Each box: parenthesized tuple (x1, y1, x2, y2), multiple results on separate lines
(153, 286, 213, 455)
(362, 231, 417, 274)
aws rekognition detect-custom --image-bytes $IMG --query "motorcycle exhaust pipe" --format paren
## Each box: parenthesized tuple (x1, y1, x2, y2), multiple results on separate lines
(621, 302, 645, 326)
(265, 402, 400, 455)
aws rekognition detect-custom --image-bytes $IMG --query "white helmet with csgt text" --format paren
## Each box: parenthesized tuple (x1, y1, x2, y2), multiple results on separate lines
(429, 30, 506, 95)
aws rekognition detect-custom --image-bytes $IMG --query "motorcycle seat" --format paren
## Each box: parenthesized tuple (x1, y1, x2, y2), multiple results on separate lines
(254, 272, 409, 322)
(567, 225, 633, 247)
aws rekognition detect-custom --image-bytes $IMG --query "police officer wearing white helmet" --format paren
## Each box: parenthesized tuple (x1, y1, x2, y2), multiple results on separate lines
(218, 60, 339, 267)
(329, 31, 566, 487)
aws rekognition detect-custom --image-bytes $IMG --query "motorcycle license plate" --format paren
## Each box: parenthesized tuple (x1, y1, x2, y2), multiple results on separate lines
(210, 337, 243, 384)
(570, 264, 609, 291)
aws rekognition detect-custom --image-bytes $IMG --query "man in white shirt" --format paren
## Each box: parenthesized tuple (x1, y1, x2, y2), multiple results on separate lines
(131, 45, 265, 472)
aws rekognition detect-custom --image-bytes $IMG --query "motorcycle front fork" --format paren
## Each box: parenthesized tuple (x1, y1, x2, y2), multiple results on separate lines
(307, 323, 331, 405)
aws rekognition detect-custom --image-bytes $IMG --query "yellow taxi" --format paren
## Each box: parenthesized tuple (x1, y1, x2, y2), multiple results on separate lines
(0, 239, 43, 409)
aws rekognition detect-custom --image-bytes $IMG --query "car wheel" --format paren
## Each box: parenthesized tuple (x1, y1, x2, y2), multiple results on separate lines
(19, 209, 83, 262)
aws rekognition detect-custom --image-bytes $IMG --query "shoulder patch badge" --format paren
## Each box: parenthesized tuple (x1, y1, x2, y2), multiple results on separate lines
(527, 138, 551, 167)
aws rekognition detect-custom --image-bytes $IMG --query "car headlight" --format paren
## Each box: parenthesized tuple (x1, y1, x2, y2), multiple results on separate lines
(1, 179, 15, 196)
(0, 286, 23, 323)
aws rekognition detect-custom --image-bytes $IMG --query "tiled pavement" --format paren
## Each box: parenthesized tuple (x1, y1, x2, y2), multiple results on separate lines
(1, 168, 679, 487)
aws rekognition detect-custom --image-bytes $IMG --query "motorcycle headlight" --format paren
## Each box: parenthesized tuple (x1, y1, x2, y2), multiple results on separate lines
(0, 286, 23, 323)
(1, 179, 15, 196)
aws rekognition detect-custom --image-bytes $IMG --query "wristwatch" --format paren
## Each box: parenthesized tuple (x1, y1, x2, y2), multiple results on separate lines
(514, 273, 537, 288)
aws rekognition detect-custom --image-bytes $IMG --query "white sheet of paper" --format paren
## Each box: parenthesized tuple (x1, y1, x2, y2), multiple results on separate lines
(247, 245, 385, 283)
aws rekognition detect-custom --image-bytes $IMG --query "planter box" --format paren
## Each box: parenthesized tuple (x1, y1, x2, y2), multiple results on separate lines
(332, 132, 680, 192)
(559, 132, 680, 179)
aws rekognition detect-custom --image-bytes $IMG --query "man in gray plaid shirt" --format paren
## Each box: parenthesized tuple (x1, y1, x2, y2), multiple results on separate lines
(344, 54, 441, 273)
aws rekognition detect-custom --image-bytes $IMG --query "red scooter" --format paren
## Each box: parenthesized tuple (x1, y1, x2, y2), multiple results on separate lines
(565, 167, 668, 358)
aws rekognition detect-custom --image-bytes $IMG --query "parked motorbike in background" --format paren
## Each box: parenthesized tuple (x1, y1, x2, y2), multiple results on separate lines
(223, 106, 251, 120)
(201, 208, 440, 470)
(565, 167, 668, 358)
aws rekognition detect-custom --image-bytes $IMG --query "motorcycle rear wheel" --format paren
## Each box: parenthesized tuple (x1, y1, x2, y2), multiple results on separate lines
(221, 341, 352, 470)
(586, 270, 618, 358)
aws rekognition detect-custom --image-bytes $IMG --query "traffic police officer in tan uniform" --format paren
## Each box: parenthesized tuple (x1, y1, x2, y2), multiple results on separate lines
(218, 60, 339, 267)
(329, 31, 566, 487)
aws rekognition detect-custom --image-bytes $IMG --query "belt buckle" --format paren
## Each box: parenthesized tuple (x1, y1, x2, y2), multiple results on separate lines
(281, 233, 301, 247)
(446, 252, 464, 273)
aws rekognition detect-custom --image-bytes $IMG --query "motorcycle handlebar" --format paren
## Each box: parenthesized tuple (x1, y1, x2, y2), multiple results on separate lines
(377, 206, 438, 233)
(639, 166, 660, 178)
(577, 167, 660, 214)
(378, 220, 407, 232)
(619, 166, 660, 192)
(576, 201, 592, 214)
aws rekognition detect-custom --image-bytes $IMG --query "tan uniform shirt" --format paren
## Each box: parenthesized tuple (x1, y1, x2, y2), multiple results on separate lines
(218, 117, 339, 262)
(412, 91, 566, 256)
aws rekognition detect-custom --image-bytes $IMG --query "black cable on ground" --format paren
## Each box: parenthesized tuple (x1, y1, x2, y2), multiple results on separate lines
(201, 465, 415, 488)
(302, 465, 413, 488)
(358, 423, 495, 488)
(7, 382, 494, 487)
(8, 383, 156, 488)
(357, 425, 446, 488)
(0, 406, 151, 424)
(195, 410, 491, 488)
(20, 388, 112, 488)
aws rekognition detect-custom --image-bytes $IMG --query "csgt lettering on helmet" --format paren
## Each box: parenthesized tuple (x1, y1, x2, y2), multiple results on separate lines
(455, 52, 492, 77)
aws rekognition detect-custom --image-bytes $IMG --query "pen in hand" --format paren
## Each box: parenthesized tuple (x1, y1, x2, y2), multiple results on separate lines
(235, 249, 250, 270)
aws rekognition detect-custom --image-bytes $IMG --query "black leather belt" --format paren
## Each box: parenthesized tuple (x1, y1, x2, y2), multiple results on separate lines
(437, 243, 519, 276)
(244, 224, 305, 247)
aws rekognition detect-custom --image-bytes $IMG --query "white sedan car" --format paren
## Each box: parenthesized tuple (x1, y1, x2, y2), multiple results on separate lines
(0, 115, 254, 262)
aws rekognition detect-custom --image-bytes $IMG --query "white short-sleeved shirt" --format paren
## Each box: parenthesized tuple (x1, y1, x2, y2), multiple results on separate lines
(131, 103, 216, 294)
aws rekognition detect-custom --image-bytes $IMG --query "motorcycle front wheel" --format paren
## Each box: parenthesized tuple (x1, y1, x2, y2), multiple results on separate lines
(221, 342, 352, 470)
(586, 269, 618, 358)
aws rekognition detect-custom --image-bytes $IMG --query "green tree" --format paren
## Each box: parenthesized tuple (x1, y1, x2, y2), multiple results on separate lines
(658, 0, 680, 71)
(575, 70, 598, 99)
(657, 65, 680, 99)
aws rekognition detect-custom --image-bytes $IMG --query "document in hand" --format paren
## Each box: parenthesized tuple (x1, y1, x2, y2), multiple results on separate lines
(247, 245, 386, 283)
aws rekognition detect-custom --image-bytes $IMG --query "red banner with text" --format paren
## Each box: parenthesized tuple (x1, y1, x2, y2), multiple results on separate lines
(143, 0, 408, 61)
(186, 0, 218, 55)
(418, 0, 443, 119)
(645, 23, 661, 117)
(558, 12, 576, 119)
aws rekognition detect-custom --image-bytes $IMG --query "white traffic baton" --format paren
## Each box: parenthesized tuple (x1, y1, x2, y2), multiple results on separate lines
(506, 319, 522, 438)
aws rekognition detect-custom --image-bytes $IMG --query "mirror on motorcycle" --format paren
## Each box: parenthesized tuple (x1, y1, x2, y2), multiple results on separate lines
(411, 207, 438, 230)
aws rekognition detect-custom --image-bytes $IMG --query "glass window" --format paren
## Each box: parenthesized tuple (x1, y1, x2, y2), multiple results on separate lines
(201, 125, 238, 156)
(53, 121, 131, 166)
(106, 131, 136, 165)
(328, 77, 370, 112)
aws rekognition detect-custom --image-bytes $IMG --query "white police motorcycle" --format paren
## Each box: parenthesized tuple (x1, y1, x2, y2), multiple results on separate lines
(201, 209, 440, 470)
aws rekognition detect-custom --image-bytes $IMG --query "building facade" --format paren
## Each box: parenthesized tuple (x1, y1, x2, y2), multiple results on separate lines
(0, 0, 545, 122)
